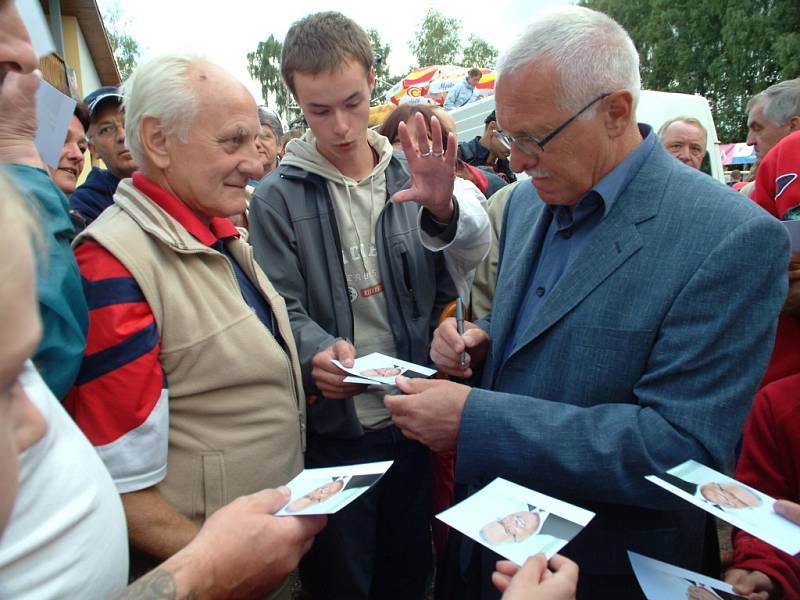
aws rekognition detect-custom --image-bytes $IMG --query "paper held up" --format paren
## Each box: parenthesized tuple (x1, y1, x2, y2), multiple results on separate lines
(647, 459, 800, 556)
(275, 461, 393, 516)
(628, 551, 745, 600)
(436, 477, 594, 565)
(332, 352, 436, 386)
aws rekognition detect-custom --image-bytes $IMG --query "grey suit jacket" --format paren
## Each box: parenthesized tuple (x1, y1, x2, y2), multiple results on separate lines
(457, 142, 790, 580)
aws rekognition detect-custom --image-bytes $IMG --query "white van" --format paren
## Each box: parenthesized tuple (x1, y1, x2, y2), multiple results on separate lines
(450, 91, 724, 183)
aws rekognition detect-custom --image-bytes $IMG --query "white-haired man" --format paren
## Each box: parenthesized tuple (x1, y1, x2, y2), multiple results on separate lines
(65, 54, 317, 598)
(658, 116, 708, 171)
(384, 6, 789, 598)
(746, 78, 800, 164)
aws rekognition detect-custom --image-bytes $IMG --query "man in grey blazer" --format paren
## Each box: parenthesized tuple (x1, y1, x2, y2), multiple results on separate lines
(385, 6, 791, 599)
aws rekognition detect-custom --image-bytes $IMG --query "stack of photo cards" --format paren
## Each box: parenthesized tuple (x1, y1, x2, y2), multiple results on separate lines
(646, 459, 800, 556)
(436, 478, 595, 565)
(628, 552, 746, 600)
(333, 352, 436, 386)
(275, 461, 392, 516)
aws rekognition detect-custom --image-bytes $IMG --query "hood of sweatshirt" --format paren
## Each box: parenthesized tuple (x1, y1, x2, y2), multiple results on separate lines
(281, 128, 394, 187)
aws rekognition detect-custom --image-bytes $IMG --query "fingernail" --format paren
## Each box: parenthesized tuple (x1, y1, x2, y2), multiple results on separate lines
(278, 485, 291, 496)
(395, 375, 407, 384)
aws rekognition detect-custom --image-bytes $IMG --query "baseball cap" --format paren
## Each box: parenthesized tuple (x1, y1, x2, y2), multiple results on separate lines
(83, 86, 123, 120)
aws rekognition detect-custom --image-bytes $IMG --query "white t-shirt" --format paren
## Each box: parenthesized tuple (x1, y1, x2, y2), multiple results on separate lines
(0, 362, 129, 599)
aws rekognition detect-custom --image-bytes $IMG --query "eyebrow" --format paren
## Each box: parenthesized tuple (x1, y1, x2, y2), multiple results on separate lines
(306, 91, 362, 109)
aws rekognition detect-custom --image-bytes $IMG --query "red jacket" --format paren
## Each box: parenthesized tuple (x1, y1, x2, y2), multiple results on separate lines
(751, 131, 800, 387)
(732, 373, 800, 599)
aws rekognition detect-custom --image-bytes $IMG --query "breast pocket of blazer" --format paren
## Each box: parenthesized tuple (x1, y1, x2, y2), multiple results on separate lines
(565, 325, 655, 401)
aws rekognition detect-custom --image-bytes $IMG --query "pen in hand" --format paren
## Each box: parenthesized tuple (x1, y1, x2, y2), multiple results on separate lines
(456, 297, 466, 369)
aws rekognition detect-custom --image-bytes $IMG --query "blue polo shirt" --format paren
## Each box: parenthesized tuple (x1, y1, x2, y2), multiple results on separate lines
(505, 125, 655, 359)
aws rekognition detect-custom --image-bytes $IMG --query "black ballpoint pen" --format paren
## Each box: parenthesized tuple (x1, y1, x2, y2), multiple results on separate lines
(456, 297, 466, 369)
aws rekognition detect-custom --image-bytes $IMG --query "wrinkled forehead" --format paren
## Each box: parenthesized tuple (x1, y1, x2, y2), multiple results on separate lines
(495, 61, 560, 132)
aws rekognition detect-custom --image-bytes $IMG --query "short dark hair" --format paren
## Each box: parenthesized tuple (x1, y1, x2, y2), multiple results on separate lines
(74, 102, 91, 133)
(379, 104, 450, 148)
(281, 12, 373, 96)
(484, 110, 497, 125)
(467, 68, 482, 79)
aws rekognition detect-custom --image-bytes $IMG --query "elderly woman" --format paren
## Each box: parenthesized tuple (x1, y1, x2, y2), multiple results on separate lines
(47, 102, 90, 195)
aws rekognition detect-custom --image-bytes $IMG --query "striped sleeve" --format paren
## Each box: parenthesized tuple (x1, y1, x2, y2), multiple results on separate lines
(64, 240, 168, 493)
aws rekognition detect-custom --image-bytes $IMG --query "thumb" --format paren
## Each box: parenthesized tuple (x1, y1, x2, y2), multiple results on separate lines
(774, 499, 800, 525)
(462, 328, 485, 348)
(333, 340, 356, 367)
(247, 485, 292, 514)
(394, 374, 438, 394)
(510, 554, 548, 588)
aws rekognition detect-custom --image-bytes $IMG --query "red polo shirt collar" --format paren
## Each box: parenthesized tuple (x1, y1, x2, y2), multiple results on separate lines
(132, 172, 240, 247)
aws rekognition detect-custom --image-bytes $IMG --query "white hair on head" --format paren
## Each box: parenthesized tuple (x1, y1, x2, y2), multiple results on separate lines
(122, 52, 208, 166)
(497, 6, 641, 115)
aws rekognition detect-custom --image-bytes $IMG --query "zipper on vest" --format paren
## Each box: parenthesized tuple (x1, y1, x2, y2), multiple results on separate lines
(242, 246, 306, 451)
(401, 251, 421, 320)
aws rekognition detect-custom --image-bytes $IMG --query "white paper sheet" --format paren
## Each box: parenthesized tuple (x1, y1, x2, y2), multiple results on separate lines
(34, 80, 76, 167)
(332, 352, 436, 386)
(628, 551, 745, 599)
(647, 459, 800, 556)
(275, 461, 393, 516)
(436, 478, 594, 565)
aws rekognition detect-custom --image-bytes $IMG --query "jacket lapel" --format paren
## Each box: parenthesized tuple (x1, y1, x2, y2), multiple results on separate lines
(486, 186, 551, 382)
(501, 142, 669, 365)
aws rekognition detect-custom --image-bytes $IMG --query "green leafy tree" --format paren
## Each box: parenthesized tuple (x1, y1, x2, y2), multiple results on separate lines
(461, 34, 498, 69)
(409, 8, 462, 67)
(580, 0, 800, 141)
(368, 28, 400, 103)
(246, 34, 300, 125)
(101, 2, 141, 80)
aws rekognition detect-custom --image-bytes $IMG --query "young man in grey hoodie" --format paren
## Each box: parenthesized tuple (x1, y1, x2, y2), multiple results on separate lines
(247, 11, 490, 600)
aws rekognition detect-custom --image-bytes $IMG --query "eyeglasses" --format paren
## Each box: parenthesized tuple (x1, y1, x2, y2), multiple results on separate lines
(494, 93, 610, 155)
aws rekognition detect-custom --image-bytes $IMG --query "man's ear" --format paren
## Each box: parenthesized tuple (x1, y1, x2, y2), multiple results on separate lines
(788, 114, 800, 132)
(139, 116, 170, 169)
(602, 90, 635, 138)
(368, 65, 376, 94)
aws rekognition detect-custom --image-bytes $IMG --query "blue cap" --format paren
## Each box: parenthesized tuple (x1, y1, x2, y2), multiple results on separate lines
(83, 86, 123, 120)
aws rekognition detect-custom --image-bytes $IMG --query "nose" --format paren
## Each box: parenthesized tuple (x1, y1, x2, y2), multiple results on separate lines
(676, 145, 691, 163)
(65, 142, 84, 162)
(332, 110, 349, 138)
(509, 146, 538, 174)
(1, 6, 39, 76)
(745, 131, 756, 148)
(116, 123, 126, 144)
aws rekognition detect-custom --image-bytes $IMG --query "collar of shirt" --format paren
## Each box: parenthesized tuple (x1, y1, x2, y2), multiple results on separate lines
(132, 172, 240, 246)
(549, 123, 655, 226)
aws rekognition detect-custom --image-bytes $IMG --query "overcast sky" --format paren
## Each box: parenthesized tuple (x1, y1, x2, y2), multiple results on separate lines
(99, 0, 572, 104)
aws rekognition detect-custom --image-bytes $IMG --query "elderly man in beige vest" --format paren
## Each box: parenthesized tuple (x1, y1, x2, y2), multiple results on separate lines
(66, 54, 308, 597)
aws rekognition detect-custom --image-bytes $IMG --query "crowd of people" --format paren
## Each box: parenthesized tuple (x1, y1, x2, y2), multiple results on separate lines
(1, 1, 799, 599)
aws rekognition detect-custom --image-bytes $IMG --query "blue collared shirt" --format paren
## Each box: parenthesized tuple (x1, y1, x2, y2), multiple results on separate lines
(444, 78, 478, 110)
(505, 125, 656, 358)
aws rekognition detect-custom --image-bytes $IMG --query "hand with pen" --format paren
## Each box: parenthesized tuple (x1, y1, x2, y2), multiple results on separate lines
(383, 317, 488, 452)
(430, 316, 489, 379)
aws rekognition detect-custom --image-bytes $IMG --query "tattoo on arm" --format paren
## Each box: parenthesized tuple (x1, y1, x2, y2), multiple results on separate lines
(113, 568, 198, 600)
